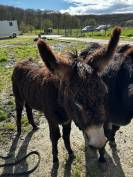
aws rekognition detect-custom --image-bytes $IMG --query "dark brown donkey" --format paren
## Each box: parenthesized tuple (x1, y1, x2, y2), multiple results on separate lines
(12, 27, 121, 163)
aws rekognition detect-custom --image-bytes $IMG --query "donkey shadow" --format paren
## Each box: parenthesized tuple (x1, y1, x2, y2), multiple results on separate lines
(84, 137, 126, 177)
(50, 138, 126, 177)
(0, 130, 35, 177)
(50, 155, 75, 177)
(0, 37, 11, 40)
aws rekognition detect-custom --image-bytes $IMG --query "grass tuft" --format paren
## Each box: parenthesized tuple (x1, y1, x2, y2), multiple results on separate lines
(0, 48, 8, 62)
(0, 108, 8, 121)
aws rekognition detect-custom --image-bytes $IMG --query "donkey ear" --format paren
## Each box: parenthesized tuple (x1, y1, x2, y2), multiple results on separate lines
(86, 27, 121, 73)
(37, 39, 70, 79)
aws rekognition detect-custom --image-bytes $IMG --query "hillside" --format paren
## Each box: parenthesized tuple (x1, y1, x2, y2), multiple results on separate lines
(0, 5, 133, 29)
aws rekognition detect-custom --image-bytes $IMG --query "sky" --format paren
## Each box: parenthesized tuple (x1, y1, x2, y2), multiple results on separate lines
(0, 0, 133, 15)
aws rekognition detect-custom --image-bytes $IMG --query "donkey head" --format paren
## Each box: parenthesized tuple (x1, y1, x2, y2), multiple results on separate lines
(37, 27, 121, 149)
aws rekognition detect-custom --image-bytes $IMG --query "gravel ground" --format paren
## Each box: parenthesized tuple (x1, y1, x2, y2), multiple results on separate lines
(18, 35, 133, 45)
(0, 116, 133, 177)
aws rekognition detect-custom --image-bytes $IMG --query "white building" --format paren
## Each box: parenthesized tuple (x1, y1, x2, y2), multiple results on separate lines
(0, 20, 19, 38)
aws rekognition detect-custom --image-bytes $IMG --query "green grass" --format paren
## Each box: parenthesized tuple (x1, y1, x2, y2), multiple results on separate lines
(19, 27, 133, 41)
(21, 116, 29, 126)
(0, 66, 12, 92)
(0, 37, 33, 46)
(12, 45, 39, 60)
(0, 108, 8, 121)
(122, 27, 133, 38)
(4, 122, 15, 130)
(53, 27, 133, 40)
(0, 48, 8, 62)
(84, 27, 133, 40)
(0, 66, 12, 89)
(0, 37, 40, 124)
(72, 154, 83, 177)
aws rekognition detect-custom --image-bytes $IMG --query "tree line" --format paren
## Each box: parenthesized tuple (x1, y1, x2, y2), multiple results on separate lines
(0, 5, 133, 33)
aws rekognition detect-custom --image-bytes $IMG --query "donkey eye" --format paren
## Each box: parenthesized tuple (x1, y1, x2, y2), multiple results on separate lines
(75, 102, 83, 111)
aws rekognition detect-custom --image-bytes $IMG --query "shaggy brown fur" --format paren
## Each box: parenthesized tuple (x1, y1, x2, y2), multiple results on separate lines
(12, 27, 121, 163)
(77, 40, 133, 162)
(85, 27, 121, 73)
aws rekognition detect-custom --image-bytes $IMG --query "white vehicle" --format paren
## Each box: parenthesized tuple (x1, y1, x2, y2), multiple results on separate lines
(0, 20, 19, 38)
(81, 26, 94, 32)
(95, 24, 110, 31)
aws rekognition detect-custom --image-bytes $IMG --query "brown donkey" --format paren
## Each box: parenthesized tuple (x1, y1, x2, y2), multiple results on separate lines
(12, 27, 121, 163)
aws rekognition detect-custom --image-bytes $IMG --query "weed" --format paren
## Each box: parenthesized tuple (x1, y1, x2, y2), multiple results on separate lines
(21, 116, 29, 126)
(0, 108, 8, 121)
(4, 122, 15, 130)
(0, 48, 8, 62)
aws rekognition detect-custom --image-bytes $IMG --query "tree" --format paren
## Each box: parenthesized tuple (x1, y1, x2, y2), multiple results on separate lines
(20, 22, 34, 33)
(42, 19, 53, 33)
(88, 18, 96, 27)
(1, 4, 133, 33)
(20, 22, 28, 33)
(83, 19, 90, 27)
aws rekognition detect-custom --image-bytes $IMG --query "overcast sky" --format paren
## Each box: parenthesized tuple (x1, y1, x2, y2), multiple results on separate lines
(0, 0, 133, 15)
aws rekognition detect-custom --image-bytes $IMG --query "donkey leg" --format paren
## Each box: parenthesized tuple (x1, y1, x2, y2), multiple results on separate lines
(62, 122, 74, 157)
(25, 103, 38, 130)
(48, 122, 61, 163)
(16, 101, 24, 134)
(109, 125, 120, 142)
(99, 147, 106, 163)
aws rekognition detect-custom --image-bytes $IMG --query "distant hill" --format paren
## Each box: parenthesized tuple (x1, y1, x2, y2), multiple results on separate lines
(76, 14, 133, 26)
(124, 19, 133, 27)
(0, 4, 133, 29)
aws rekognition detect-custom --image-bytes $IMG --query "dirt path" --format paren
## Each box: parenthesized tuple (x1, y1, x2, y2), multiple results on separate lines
(47, 36, 133, 45)
(19, 35, 133, 45)
(0, 116, 133, 177)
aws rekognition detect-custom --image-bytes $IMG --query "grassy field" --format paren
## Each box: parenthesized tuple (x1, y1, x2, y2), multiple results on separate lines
(83, 27, 133, 40)
(30, 27, 133, 40)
